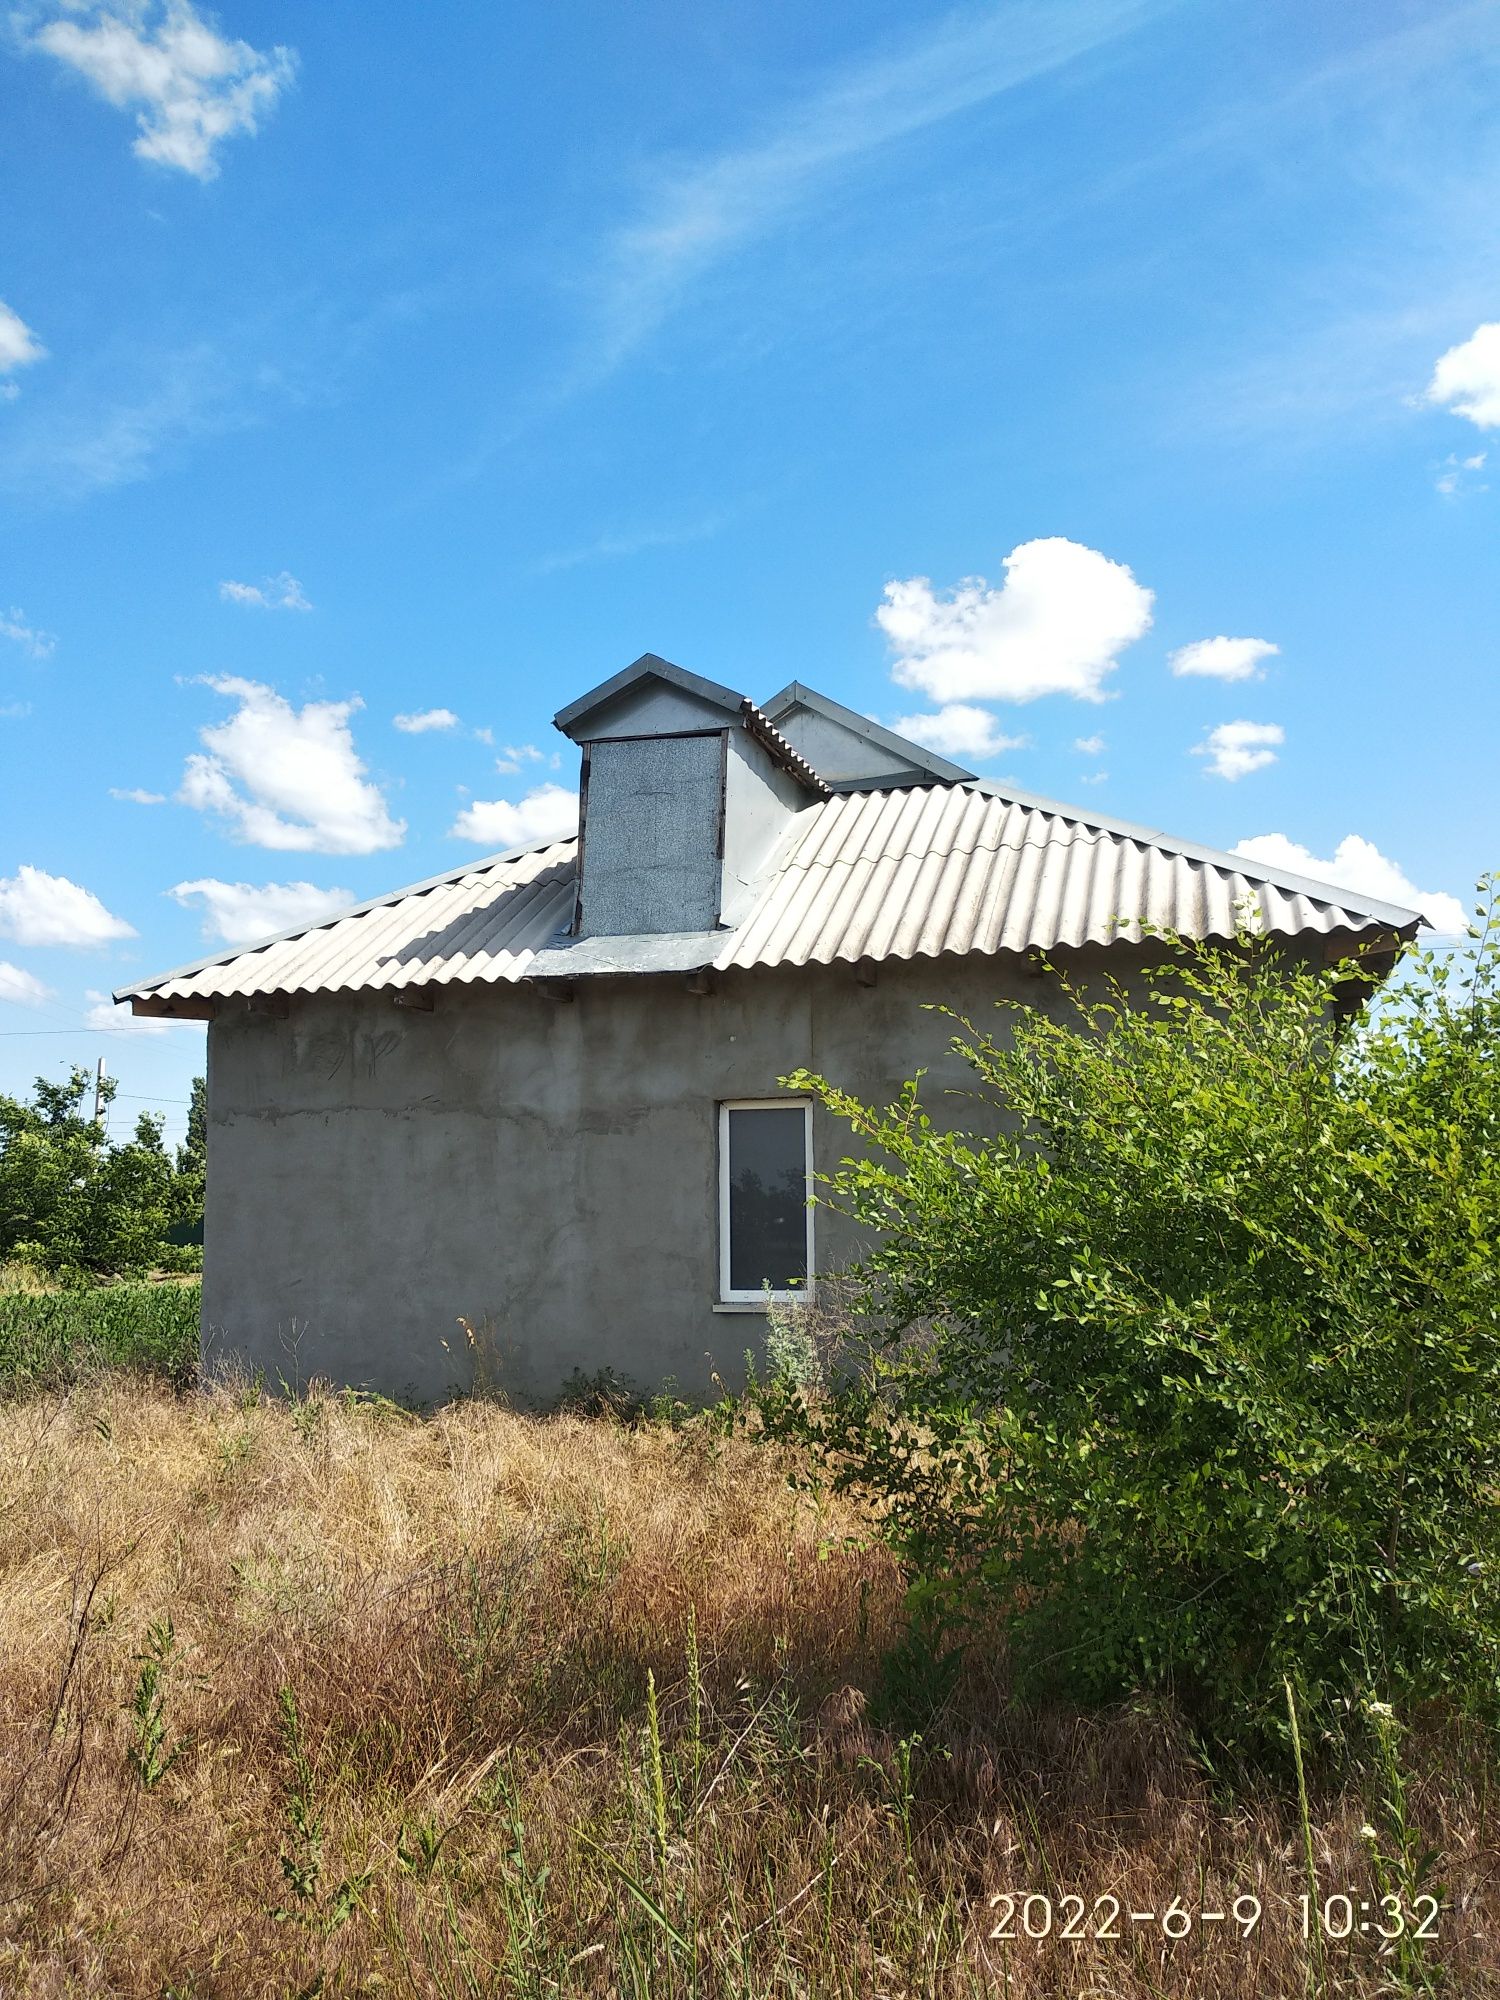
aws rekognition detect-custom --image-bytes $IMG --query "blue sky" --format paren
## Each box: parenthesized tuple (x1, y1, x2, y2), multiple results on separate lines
(2, 0, 1498, 1141)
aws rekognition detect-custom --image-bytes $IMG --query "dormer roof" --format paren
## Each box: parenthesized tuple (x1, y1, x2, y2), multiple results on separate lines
(554, 652, 826, 795)
(760, 680, 975, 787)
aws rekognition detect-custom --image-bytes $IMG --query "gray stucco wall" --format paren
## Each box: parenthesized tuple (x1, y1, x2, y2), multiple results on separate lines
(198, 947, 1168, 1404)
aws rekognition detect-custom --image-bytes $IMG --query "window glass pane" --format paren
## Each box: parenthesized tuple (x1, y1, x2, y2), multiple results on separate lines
(727, 1106, 807, 1293)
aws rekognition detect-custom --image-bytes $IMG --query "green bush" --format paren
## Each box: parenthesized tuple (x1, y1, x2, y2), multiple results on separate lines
(756, 897, 1500, 1756)
(0, 1279, 201, 1393)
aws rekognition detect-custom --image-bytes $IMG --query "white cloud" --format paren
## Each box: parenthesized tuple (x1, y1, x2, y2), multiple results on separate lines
(110, 786, 166, 804)
(0, 702, 32, 720)
(0, 865, 135, 946)
(393, 707, 460, 734)
(878, 538, 1154, 706)
(1073, 733, 1105, 755)
(0, 607, 57, 659)
(178, 676, 405, 854)
(494, 742, 545, 775)
(29, 1, 296, 181)
(0, 301, 46, 387)
(1191, 719, 1284, 781)
(0, 961, 53, 1006)
(84, 988, 199, 1035)
(1426, 323, 1500, 430)
(1435, 449, 1487, 496)
(449, 783, 578, 850)
(890, 704, 1025, 760)
(168, 876, 353, 944)
(219, 571, 311, 612)
(1168, 636, 1279, 682)
(1234, 832, 1466, 934)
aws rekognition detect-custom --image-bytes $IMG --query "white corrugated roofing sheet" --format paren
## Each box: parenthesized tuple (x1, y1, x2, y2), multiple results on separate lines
(717, 787, 1415, 967)
(117, 785, 1420, 1006)
(123, 841, 577, 1003)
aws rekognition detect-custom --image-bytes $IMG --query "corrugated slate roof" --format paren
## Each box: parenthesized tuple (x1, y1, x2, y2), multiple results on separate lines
(116, 784, 1420, 1007)
(122, 841, 576, 1004)
(717, 785, 1415, 968)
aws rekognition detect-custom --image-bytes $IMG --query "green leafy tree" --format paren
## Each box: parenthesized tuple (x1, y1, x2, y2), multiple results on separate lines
(0, 1068, 205, 1279)
(758, 895, 1500, 1754)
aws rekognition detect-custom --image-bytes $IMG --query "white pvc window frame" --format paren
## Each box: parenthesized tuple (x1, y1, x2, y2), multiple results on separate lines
(717, 1098, 814, 1304)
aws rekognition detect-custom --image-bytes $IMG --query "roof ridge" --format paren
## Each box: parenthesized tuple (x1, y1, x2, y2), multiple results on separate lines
(737, 696, 830, 795)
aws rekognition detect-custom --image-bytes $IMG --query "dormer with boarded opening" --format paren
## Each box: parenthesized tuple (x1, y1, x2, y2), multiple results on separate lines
(554, 654, 827, 940)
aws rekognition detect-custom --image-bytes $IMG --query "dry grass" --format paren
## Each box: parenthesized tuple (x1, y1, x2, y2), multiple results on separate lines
(0, 1380, 1496, 1998)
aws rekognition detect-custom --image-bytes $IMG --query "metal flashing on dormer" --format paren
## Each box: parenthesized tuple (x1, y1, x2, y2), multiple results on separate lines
(555, 653, 828, 794)
(553, 653, 744, 736)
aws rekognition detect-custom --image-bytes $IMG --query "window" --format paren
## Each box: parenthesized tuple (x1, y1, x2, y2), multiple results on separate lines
(718, 1100, 813, 1303)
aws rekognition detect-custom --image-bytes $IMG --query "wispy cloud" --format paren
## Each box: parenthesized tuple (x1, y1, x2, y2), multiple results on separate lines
(536, 513, 732, 573)
(1153, 9, 1500, 447)
(493, 742, 545, 776)
(585, 2, 1162, 380)
(220, 571, 311, 611)
(110, 786, 166, 804)
(0, 607, 57, 659)
(0, 278, 435, 506)
(23, 1, 296, 181)
(0, 338, 254, 503)
(1435, 448, 1487, 496)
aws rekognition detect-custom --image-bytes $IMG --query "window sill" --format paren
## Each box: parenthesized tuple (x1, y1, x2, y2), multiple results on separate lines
(713, 1296, 814, 1312)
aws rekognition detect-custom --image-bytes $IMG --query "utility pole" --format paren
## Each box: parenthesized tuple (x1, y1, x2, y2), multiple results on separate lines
(93, 1055, 107, 1127)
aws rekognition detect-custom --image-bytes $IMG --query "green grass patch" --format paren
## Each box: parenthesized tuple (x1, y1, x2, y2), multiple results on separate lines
(0, 1279, 200, 1394)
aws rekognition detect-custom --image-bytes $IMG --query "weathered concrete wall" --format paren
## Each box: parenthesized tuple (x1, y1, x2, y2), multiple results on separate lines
(199, 947, 1171, 1404)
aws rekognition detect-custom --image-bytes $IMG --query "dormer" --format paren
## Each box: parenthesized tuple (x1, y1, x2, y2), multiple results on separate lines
(554, 654, 826, 940)
(760, 682, 975, 789)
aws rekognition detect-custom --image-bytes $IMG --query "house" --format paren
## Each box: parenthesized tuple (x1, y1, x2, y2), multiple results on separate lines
(116, 654, 1421, 1404)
